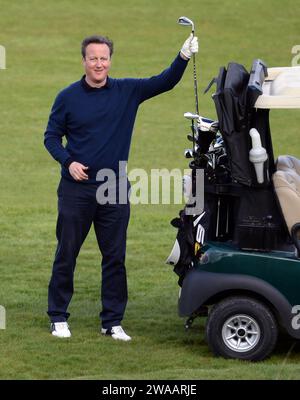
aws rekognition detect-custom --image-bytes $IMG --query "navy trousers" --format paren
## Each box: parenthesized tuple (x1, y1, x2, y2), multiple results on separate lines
(47, 178, 130, 329)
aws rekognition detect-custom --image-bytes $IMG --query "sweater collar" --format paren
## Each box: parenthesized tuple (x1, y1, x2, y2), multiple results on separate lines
(81, 75, 112, 91)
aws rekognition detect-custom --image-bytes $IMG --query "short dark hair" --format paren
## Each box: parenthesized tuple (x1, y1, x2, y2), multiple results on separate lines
(81, 35, 114, 58)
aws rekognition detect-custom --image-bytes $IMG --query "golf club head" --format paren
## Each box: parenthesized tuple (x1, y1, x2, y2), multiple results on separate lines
(197, 116, 219, 133)
(184, 149, 193, 159)
(178, 16, 194, 32)
(184, 112, 199, 121)
(214, 141, 224, 150)
(217, 154, 228, 167)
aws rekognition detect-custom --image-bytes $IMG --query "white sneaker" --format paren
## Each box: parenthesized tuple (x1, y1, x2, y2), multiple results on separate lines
(50, 322, 71, 338)
(101, 325, 132, 341)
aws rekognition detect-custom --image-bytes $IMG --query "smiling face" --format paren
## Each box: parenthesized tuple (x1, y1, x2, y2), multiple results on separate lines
(83, 43, 111, 87)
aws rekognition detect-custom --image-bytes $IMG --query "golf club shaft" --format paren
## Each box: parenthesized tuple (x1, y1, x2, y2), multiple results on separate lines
(192, 53, 199, 115)
(191, 29, 199, 116)
(191, 29, 199, 150)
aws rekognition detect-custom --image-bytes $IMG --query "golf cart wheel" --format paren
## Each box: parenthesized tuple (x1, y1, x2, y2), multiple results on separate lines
(205, 296, 278, 361)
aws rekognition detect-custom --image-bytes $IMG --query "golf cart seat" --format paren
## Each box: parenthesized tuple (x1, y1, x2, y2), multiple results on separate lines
(273, 155, 300, 252)
(276, 154, 300, 175)
(255, 66, 300, 109)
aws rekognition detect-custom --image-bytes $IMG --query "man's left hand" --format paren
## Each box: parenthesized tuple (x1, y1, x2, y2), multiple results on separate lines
(180, 34, 199, 60)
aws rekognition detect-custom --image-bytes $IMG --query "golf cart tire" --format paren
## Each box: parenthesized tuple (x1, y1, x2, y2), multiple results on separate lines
(205, 296, 278, 361)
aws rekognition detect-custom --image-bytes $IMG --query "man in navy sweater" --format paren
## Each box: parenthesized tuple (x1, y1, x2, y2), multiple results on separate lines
(44, 34, 198, 340)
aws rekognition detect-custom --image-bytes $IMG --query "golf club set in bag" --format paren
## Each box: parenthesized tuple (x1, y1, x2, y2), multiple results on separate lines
(166, 17, 288, 285)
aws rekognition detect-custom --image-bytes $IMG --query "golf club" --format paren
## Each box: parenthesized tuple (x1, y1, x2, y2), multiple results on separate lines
(197, 116, 219, 133)
(184, 111, 199, 120)
(184, 149, 194, 159)
(178, 16, 199, 116)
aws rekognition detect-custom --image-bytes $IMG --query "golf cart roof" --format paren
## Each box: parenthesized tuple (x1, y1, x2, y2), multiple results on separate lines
(255, 66, 300, 109)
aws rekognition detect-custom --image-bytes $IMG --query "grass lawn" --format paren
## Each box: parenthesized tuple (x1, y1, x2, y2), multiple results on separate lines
(1, 0, 300, 380)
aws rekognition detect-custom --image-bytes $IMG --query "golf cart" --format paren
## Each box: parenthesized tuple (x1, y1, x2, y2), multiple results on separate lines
(166, 56, 300, 361)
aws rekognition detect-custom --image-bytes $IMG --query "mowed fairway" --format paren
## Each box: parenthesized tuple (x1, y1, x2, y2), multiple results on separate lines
(1, 0, 300, 380)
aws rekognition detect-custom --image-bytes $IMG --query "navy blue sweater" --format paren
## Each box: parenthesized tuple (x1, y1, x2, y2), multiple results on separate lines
(44, 53, 188, 183)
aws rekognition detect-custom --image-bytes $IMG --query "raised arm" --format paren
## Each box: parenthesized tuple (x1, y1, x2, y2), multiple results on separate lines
(137, 34, 198, 103)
